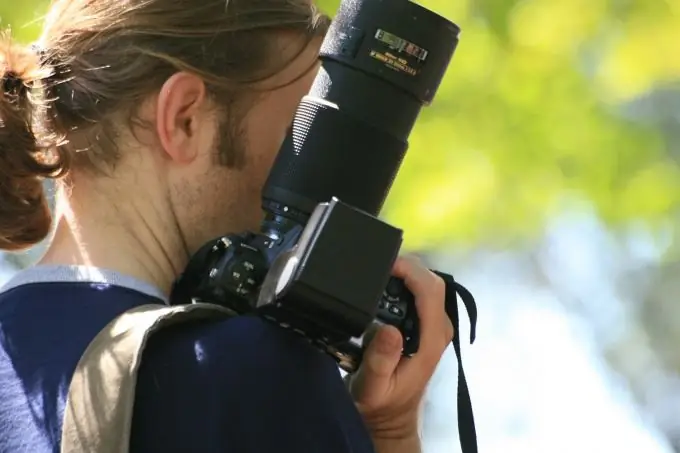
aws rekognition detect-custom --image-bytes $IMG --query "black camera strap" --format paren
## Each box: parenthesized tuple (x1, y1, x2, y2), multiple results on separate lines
(434, 271, 478, 453)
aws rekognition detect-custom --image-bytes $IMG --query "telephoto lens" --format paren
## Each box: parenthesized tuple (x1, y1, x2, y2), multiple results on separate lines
(262, 0, 460, 220)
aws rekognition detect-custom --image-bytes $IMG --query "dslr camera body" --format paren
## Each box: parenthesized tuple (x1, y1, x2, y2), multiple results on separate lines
(174, 197, 419, 371)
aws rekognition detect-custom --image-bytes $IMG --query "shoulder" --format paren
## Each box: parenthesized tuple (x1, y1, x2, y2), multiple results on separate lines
(130, 314, 375, 453)
(0, 281, 165, 453)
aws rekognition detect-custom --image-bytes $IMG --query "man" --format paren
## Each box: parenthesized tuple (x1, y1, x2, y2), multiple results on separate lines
(0, 0, 455, 452)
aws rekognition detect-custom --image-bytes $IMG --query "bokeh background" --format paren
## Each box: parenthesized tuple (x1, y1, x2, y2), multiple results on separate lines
(2, 0, 680, 452)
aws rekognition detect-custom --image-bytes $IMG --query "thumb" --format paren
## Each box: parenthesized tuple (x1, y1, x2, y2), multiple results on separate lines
(352, 325, 403, 406)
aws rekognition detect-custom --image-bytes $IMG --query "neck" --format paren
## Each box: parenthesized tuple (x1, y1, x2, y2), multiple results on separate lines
(39, 181, 188, 297)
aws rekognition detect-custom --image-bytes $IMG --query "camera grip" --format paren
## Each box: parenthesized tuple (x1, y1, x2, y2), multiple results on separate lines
(376, 277, 420, 355)
(377, 272, 478, 453)
(376, 272, 478, 358)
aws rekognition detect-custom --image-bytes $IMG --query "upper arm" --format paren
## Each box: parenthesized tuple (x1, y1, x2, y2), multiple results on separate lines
(129, 315, 374, 453)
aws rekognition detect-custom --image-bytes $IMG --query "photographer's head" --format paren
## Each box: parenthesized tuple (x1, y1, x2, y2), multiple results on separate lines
(0, 0, 329, 291)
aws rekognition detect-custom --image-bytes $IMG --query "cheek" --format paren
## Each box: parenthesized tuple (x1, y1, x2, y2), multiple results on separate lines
(243, 71, 317, 187)
(245, 109, 293, 179)
(244, 120, 284, 190)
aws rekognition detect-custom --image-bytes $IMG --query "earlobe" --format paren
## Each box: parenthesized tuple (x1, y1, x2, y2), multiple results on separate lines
(155, 72, 207, 164)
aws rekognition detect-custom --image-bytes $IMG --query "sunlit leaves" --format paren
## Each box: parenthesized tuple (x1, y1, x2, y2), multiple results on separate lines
(0, 1, 44, 43)
(382, 0, 676, 249)
(508, 0, 609, 57)
(596, 2, 680, 101)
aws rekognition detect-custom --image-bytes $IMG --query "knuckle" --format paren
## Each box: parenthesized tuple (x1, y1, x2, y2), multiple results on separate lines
(405, 256, 426, 273)
(397, 255, 418, 273)
(430, 272, 446, 298)
(404, 253, 422, 264)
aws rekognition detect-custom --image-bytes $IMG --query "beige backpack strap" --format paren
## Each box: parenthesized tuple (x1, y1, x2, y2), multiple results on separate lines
(60, 302, 235, 453)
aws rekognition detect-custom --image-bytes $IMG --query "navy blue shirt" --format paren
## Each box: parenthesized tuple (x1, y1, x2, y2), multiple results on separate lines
(0, 266, 375, 453)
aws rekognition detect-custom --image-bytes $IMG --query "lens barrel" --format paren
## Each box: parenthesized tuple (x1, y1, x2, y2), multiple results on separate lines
(262, 0, 460, 218)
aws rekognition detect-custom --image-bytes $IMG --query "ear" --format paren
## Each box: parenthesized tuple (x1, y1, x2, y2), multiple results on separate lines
(155, 72, 208, 164)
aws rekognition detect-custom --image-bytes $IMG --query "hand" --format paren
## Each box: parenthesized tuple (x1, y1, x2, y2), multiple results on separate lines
(347, 256, 454, 452)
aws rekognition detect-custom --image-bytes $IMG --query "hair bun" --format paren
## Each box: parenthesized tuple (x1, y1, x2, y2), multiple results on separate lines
(0, 32, 65, 251)
(0, 34, 45, 90)
(2, 70, 25, 94)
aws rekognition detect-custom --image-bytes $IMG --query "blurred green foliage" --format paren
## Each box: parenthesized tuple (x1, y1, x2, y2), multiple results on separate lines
(2, 0, 679, 250)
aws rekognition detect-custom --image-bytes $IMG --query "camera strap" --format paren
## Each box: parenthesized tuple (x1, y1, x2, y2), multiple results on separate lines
(60, 302, 237, 453)
(434, 271, 478, 453)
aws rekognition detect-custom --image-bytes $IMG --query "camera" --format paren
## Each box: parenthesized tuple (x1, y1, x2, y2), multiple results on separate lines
(171, 0, 478, 450)
(171, 0, 477, 453)
(173, 0, 463, 371)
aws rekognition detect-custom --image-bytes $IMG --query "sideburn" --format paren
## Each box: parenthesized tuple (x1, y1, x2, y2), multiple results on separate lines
(215, 105, 248, 169)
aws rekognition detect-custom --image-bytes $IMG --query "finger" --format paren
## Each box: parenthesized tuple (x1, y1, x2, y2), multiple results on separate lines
(392, 256, 442, 316)
(392, 256, 446, 342)
(351, 325, 403, 407)
(393, 257, 451, 375)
